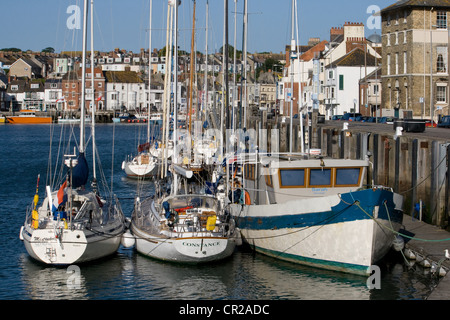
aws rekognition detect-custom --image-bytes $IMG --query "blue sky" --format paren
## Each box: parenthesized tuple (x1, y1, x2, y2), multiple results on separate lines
(1, 0, 395, 54)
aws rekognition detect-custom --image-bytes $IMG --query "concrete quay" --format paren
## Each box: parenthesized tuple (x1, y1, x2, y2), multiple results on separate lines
(401, 214, 450, 299)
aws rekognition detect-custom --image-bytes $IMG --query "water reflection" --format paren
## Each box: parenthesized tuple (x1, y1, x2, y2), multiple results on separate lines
(18, 245, 440, 300)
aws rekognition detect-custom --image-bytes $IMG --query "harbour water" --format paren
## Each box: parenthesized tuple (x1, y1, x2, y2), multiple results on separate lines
(0, 123, 442, 300)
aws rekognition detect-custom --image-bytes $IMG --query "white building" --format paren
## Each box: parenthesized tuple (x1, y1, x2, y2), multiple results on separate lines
(104, 71, 164, 113)
(44, 78, 63, 110)
(323, 48, 378, 116)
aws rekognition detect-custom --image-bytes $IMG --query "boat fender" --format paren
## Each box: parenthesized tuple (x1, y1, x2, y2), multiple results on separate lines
(206, 215, 217, 231)
(241, 190, 251, 205)
(392, 236, 404, 252)
(32, 209, 39, 229)
(19, 226, 24, 241)
(121, 230, 136, 248)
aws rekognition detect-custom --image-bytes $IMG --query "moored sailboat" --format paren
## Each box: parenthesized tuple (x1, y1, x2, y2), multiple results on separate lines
(19, 0, 126, 265)
(129, 0, 239, 264)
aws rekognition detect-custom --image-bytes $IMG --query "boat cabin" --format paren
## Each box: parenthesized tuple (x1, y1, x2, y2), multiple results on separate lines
(241, 155, 369, 205)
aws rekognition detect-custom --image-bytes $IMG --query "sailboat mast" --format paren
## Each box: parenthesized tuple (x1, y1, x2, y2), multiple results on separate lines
(80, 0, 88, 154)
(173, 0, 179, 195)
(242, 0, 248, 129)
(90, 0, 97, 182)
(188, 0, 196, 134)
(295, 0, 304, 153)
(289, 0, 295, 154)
(148, 0, 153, 142)
(224, 0, 229, 130)
(203, 0, 209, 124)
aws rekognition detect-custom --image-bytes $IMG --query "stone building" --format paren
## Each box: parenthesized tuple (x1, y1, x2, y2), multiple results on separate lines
(381, 0, 450, 120)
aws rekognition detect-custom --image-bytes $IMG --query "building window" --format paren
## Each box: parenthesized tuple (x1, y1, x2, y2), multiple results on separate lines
(437, 86, 447, 103)
(437, 47, 447, 73)
(387, 15, 391, 26)
(395, 32, 399, 45)
(437, 11, 447, 29)
(387, 33, 391, 46)
(387, 54, 391, 75)
(339, 75, 344, 90)
(373, 84, 379, 96)
(404, 51, 407, 74)
(395, 53, 399, 75)
(403, 31, 407, 44)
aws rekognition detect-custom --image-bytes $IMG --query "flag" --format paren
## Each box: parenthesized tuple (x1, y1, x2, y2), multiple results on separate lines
(52, 181, 67, 212)
(56, 96, 65, 103)
(96, 94, 102, 101)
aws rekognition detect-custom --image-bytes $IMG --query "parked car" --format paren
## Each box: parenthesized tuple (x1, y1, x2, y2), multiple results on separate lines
(342, 113, 362, 121)
(360, 116, 371, 122)
(331, 115, 343, 120)
(305, 112, 325, 123)
(378, 116, 396, 124)
(438, 115, 450, 128)
(424, 119, 437, 127)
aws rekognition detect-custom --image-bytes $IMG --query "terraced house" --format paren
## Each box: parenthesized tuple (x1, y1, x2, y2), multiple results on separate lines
(381, 0, 450, 121)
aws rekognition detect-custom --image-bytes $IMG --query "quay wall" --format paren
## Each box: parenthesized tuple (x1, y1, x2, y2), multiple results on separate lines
(248, 115, 450, 230)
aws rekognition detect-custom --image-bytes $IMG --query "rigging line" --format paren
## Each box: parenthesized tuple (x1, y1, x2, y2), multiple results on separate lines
(355, 201, 450, 243)
(242, 202, 356, 242)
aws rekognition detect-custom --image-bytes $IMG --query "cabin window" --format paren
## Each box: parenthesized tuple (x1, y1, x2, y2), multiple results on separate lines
(279, 169, 305, 188)
(309, 168, 332, 187)
(335, 168, 362, 186)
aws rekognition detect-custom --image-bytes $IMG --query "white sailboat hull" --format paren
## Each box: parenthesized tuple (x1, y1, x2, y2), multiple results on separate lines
(131, 223, 237, 263)
(122, 160, 157, 178)
(21, 220, 124, 265)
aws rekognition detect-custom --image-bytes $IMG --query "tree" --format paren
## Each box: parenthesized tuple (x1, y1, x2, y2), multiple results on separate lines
(0, 48, 22, 52)
(256, 58, 283, 80)
(41, 47, 55, 53)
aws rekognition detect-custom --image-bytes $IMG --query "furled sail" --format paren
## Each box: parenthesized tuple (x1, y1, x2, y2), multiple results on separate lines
(71, 153, 89, 189)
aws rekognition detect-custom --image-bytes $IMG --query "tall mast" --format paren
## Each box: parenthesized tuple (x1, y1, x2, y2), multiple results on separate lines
(90, 0, 97, 183)
(203, 0, 209, 124)
(242, 0, 248, 128)
(148, 0, 153, 142)
(232, 0, 237, 131)
(295, 0, 304, 153)
(80, 0, 88, 154)
(188, 0, 196, 134)
(225, 0, 229, 130)
(289, 0, 295, 154)
(173, 0, 179, 165)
